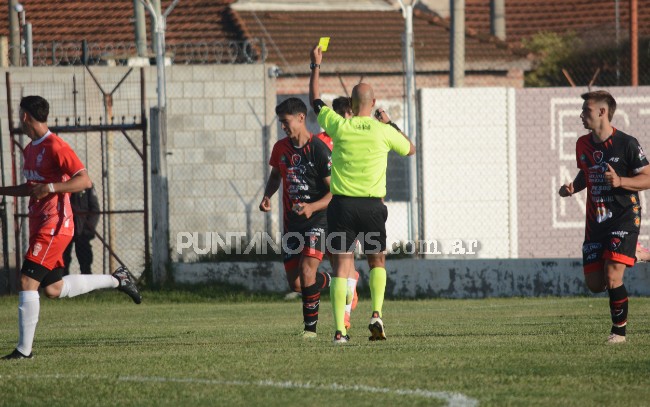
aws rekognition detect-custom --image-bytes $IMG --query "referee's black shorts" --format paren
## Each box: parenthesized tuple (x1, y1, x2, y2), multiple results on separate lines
(327, 195, 388, 254)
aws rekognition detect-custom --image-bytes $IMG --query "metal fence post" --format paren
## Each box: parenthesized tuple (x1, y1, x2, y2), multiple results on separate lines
(150, 107, 169, 285)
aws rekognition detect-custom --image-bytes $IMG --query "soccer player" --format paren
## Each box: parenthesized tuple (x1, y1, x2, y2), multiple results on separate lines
(316, 96, 359, 330)
(309, 45, 415, 343)
(259, 97, 333, 338)
(559, 90, 650, 344)
(1, 96, 141, 360)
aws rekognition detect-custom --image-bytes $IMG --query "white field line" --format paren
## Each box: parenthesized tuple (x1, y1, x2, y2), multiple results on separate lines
(2, 374, 479, 407)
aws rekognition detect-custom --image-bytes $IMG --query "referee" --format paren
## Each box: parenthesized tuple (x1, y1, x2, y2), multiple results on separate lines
(309, 44, 415, 343)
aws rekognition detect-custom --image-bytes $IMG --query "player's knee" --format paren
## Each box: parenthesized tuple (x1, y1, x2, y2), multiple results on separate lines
(43, 285, 61, 299)
(585, 280, 606, 293)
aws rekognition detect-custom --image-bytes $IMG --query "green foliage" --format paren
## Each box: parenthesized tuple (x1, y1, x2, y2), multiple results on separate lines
(523, 31, 582, 87)
(2, 296, 650, 405)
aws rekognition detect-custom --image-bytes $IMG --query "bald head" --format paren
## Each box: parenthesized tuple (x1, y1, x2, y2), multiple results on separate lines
(351, 83, 375, 116)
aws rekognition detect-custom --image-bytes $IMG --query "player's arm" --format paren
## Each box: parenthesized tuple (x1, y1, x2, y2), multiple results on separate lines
(295, 177, 332, 219)
(609, 165, 650, 191)
(309, 44, 323, 109)
(0, 183, 31, 197)
(260, 167, 281, 212)
(559, 170, 586, 197)
(30, 170, 92, 200)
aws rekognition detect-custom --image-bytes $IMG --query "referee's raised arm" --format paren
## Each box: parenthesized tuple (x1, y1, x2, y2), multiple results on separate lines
(309, 44, 324, 113)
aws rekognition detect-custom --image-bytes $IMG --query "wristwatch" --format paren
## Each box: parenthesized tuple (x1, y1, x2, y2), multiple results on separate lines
(310, 63, 320, 70)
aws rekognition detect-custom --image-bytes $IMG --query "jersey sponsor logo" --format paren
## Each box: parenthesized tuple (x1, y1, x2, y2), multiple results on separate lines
(591, 196, 614, 203)
(582, 242, 602, 253)
(596, 202, 613, 223)
(586, 252, 599, 261)
(609, 157, 620, 162)
(23, 169, 45, 181)
(633, 205, 640, 214)
(580, 153, 587, 163)
(611, 231, 629, 238)
(634, 217, 641, 227)
(639, 146, 646, 161)
(610, 237, 622, 251)
(36, 148, 45, 167)
(631, 195, 638, 204)
(32, 243, 43, 256)
(593, 150, 604, 163)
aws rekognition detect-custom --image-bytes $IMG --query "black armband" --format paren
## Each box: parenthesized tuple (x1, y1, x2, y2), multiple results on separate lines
(388, 121, 401, 132)
(313, 99, 327, 114)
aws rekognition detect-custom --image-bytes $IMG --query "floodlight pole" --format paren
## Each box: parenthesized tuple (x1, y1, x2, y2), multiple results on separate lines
(140, 0, 179, 109)
(139, 0, 179, 285)
(399, 0, 421, 244)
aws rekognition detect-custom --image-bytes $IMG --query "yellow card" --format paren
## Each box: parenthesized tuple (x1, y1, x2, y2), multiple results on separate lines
(319, 37, 330, 52)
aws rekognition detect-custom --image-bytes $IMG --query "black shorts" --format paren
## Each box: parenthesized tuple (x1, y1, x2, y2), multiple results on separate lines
(21, 260, 64, 287)
(327, 195, 387, 254)
(282, 226, 326, 271)
(582, 230, 638, 274)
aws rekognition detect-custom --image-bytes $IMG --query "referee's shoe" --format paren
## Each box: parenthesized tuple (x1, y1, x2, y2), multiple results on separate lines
(368, 311, 386, 341)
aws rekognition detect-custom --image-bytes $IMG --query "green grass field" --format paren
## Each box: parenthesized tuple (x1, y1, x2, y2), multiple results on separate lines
(1, 289, 650, 406)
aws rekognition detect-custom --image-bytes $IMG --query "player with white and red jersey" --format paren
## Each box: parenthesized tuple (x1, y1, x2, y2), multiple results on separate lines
(559, 90, 650, 344)
(1, 96, 141, 361)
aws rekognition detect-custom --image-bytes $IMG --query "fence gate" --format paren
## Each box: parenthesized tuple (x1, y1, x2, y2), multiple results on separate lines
(3, 67, 149, 293)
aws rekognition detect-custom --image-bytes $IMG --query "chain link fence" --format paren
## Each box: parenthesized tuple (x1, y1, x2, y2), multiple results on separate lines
(2, 67, 148, 284)
(2, 17, 648, 291)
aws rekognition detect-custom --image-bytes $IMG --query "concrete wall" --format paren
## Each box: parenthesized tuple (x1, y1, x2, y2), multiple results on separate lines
(0, 64, 278, 286)
(173, 259, 650, 297)
(418, 85, 650, 260)
(516, 87, 650, 257)
(420, 87, 516, 258)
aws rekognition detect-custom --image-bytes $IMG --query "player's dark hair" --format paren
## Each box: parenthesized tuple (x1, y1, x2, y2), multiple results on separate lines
(332, 96, 352, 117)
(581, 90, 616, 121)
(275, 97, 307, 116)
(20, 95, 49, 123)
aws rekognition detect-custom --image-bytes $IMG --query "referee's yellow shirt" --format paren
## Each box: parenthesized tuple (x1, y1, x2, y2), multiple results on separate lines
(317, 106, 411, 198)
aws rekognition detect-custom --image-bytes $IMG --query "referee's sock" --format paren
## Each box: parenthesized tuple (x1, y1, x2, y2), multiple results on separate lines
(331, 277, 348, 335)
(369, 267, 386, 318)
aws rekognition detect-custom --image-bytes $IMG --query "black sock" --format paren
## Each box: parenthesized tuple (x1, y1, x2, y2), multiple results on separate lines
(315, 271, 331, 290)
(302, 283, 320, 332)
(608, 284, 628, 336)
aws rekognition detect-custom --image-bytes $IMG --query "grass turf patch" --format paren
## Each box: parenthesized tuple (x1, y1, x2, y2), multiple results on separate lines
(1, 294, 650, 406)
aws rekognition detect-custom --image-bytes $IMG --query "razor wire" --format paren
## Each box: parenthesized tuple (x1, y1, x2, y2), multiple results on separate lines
(6, 39, 268, 67)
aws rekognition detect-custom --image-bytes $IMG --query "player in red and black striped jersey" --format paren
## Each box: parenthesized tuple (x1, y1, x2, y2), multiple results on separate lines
(559, 90, 650, 344)
(260, 97, 332, 337)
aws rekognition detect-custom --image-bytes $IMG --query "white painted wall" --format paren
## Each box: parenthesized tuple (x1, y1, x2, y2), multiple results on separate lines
(419, 87, 514, 258)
